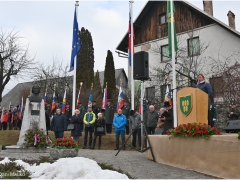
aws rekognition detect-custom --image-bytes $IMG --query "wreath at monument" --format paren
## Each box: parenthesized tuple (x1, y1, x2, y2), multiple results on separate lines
(167, 122, 221, 139)
(24, 127, 48, 148)
(51, 136, 79, 150)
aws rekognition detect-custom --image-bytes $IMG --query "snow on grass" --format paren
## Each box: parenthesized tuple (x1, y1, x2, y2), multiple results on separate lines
(0, 157, 129, 179)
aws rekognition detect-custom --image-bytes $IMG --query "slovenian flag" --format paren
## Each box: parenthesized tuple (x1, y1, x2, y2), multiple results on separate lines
(18, 96, 23, 119)
(51, 92, 56, 114)
(116, 87, 124, 110)
(165, 85, 171, 102)
(61, 90, 67, 113)
(88, 90, 93, 106)
(102, 88, 108, 109)
(76, 88, 81, 109)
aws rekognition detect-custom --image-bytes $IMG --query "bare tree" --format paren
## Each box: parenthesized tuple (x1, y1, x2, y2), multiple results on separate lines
(0, 29, 35, 102)
(31, 58, 72, 105)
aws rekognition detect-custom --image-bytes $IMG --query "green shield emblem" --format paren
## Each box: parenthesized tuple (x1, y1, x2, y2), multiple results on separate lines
(179, 94, 192, 116)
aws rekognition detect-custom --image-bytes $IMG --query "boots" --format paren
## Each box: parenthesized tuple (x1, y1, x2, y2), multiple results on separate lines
(122, 136, 126, 150)
(98, 136, 102, 150)
(92, 136, 97, 149)
(114, 137, 119, 150)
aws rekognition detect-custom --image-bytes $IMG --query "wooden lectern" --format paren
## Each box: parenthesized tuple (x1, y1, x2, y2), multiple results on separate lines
(177, 87, 208, 125)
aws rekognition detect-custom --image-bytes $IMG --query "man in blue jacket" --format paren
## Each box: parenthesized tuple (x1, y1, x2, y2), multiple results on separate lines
(113, 109, 127, 150)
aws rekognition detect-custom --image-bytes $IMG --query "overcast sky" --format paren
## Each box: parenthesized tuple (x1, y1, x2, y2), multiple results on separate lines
(1, 0, 240, 96)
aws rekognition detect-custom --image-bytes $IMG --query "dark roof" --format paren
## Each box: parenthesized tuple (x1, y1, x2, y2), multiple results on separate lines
(116, 0, 240, 53)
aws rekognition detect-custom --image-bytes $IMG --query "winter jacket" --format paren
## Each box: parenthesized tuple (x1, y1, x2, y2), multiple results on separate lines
(104, 105, 114, 124)
(78, 105, 85, 119)
(51, 113, 67, 132)
(122, 106, 130, 126)
(1, 113, 8, 123)
(228, 107, 240, 120)
(196, 81, 213, 98)
(65, 108, 72, 120)
(147, 111, 159, 127)
(45, 113, 51, 130)
(70, 114, 83, 136)
(94, 118, 105, 136)
(83, 111, 96, 127)
(113, 114, 127, 131)
(163, 108, 174, 134)
(92, 105, 100, 118)
(129, 113, 141, 130)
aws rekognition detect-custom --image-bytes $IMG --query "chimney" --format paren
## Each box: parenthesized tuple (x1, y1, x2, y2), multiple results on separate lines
(227, 11, 236, 29)
(203, 0, 213, 16)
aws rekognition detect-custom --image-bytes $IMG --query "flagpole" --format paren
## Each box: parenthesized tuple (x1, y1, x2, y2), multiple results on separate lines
(72, 1, 79, 115)
(170, 0, 177, 127)
(130, 1, 134, 110)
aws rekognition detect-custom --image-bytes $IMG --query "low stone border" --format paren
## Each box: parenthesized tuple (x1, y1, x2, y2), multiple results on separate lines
(5, 146, 49, 153)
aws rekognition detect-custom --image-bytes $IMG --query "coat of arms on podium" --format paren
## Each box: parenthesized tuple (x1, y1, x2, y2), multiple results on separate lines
(179, 94, 192, 116)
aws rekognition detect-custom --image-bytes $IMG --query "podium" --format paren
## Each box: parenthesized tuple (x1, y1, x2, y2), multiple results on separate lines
(177, 87, 208, 125)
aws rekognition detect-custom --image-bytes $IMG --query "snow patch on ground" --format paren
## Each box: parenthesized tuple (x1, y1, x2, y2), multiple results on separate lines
(0, 157, 128, 179)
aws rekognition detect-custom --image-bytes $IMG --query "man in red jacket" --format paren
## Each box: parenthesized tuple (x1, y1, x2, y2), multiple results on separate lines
(2, 110, 8, 130)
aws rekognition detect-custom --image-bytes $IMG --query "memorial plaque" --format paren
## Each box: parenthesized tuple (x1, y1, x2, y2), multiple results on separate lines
(31, 110, 40, 116)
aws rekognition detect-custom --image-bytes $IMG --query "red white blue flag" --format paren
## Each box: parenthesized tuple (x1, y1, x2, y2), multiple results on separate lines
(128, 2, 134, 67)
(116, 87, 124, 110)
(43, 91, 47, 106)
(18, 96, 23, 119)
(102, 88, 108, 109)
(88, 90, 93, 106)
(61, 90, 67, 113)
(76, 87, 82, 109)
(51, 91, 56, 114)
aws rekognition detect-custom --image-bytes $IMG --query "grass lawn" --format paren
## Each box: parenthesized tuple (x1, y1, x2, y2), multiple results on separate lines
(0, 130, 137, 150)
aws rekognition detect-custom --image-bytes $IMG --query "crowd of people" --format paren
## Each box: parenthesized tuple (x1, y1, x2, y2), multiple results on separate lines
(1, 73, 239, 150)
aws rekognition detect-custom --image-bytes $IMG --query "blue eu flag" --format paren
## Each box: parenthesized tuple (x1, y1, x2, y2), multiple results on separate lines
(70, 8, 81, 72)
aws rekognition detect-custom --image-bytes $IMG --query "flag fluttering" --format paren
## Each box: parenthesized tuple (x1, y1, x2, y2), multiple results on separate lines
(69, 7, 81, 72)
(128, 2, 134, 67)
(61, 90, 67, 113)
(167, 0, 178, 57)
(76, 85, 82, 109)
(102, 88, 108, 109)
(116, 87, 124, 110)
(43, 92, 47, 106)
(51, 92, 56, 114)
(88, 91, 93, 107)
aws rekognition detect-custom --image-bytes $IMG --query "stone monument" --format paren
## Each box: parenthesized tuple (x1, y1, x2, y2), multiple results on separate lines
(17, 85, 47, 147)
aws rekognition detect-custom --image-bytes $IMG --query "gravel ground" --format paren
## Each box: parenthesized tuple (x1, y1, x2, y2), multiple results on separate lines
(0, 149, 210, 179)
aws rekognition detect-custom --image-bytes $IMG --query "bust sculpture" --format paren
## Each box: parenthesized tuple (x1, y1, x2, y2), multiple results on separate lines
(28, 85, 42, 103)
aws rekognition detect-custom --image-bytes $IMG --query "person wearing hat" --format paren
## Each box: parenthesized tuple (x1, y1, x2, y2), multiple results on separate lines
(227, 102, 240, 121)
(78, 102, 85, 119)
(129, 110, 141, 149)
(70, 109, 83, 145)
(83, 105, 96, 149)
(92, 101, 100, 118)
(160, 102, 173, 135)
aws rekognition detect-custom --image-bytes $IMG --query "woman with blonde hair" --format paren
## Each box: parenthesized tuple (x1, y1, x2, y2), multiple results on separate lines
(196, 73, 213, 98)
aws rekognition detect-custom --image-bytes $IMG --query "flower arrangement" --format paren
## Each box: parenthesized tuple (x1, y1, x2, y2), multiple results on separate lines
(51, 137, 79, 150)
(167, 122, 221, 139)
(24, 127, 48, 148)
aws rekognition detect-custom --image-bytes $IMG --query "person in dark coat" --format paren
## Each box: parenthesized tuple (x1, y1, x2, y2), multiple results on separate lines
(45, 111, 51, 135)
(129, 110, 141, 149)
(208, 101, 217, 127)
(7, 110, 13, 130)
(51, 108, 67, 139)
(196, 73, 213, 99)
(65, 104, 72, 125)
(160, 102, 174, 134)
(92, 113, 105, 149)
(147, 105, 159, 135)
(227, 102, 240, 121)
(104, 101, 114, 134)
(92, 101, 100, 118)
(122, 102, 130, 135)
(70, 109, 83, 144)
(0, 108, 2, 130)
(78, 102, 85, 119)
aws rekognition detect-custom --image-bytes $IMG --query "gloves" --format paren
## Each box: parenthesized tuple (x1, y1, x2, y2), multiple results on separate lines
(213, 118, 216, 121)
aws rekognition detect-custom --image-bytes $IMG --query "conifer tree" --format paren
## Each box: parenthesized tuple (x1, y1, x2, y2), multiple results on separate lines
(103, 50, 116, 102)
(93, 70, 102, 107)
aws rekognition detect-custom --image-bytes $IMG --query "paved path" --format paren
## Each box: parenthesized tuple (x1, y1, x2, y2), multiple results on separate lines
(0, 150, 210, 179)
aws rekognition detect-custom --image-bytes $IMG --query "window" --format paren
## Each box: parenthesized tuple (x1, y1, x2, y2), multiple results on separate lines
(146, 86, 155, 103)
(159, 14, 167, 25)
(161, 45, 171, 62)
(188, 37, 200, 56)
